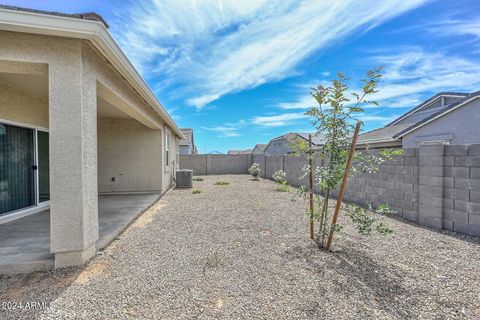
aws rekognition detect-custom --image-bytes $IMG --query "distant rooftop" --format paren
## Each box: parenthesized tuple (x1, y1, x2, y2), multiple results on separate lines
(295, 132, 328, 145)
(393, 90, 480, 139)
(386, 92, 468, 127)
(0, 4, 109, 28)
(254, 144, 267, 151)
(357, 124, 411, 144)
(358, 91, 474, 145)
(270, 132, 327, 146)
(179, 128, 193, 146)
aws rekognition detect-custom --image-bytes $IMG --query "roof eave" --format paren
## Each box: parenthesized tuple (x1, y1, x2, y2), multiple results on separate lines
(357, 137, 401, 144)
(386, 92, 469, 127)
(393, 94, 480, 139)
(0, 8, 185, 139)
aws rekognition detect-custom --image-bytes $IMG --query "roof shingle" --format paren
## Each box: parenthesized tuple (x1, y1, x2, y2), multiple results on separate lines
(357, 124, 411, 144)
(0, 5, 109, 28)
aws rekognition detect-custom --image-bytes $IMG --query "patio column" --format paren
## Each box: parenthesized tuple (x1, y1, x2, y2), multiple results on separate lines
(49, 46, 99, 268)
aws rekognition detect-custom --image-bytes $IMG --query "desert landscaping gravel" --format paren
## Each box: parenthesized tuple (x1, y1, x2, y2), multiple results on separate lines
(1, 175, 480, 319)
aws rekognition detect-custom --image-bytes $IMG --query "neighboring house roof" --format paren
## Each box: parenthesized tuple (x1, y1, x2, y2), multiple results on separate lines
(386, 92, 468, 127)
(0, 5, 184, 139)
(179, 128, 193, 146)
(295, 132, 328, 145)
(265, 132, 327, 152)
(0, 5, 109, 28)
(393, 91, 480, 139)
(357, 124, 411, 145)
(228, 149, 252, 154)
(253, 144, 267, 152)
(358, 91, 473, 146)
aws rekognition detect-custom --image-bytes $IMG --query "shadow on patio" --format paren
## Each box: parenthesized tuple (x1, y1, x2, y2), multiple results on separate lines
(0, 193, 159, 274)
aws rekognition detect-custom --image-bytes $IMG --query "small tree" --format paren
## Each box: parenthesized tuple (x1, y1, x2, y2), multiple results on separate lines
(346, 203, 394, 236)
(249, 163, 261, 180)
(296, 68, 401, 249)
(272, 170, 288, 191)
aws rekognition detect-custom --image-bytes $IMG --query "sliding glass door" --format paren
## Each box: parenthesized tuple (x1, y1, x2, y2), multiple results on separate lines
(0, 122, 50, 215)
(0, 123, 36, 215)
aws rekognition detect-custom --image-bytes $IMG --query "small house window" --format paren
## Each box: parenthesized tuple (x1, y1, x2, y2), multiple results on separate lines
(165, 133, 170, 167)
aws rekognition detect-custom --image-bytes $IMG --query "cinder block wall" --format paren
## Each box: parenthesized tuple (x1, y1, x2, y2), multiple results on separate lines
(265, 155, 284, 179)
(252, 154, 266, 178)
(322, 145, 479, 236)
(284, 154, 308, 187)
(209, 154, 251, 174)
(179, 154, 250, 175)
(344, 148, 419, 223)
(179, 154, 207, 175)
(180, 145, 480, 237)
(442, 144, 480, 236)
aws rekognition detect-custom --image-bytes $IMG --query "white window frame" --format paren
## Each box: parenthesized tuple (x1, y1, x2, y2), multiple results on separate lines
(165, 132, 171, 171)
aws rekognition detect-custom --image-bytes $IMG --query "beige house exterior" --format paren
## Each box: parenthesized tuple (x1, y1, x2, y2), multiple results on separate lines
(0, 7, 183, 269)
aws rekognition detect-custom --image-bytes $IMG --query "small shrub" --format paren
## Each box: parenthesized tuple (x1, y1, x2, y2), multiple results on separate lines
(203, 251, 223, 274)
(214, 181, 229, 186)
(193, 177, 204, 181)
(273, 170, 289, 191)
(192, 189, 202, 194)
(249, 163, 261, 180)
(375, 203, 394, 215)
(346, 204, 393, 235)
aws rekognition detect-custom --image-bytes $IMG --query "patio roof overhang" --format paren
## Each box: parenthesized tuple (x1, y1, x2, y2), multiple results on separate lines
(0, 7, 185, 140)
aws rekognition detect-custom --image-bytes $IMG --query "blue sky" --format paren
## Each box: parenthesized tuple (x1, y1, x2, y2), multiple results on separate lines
(4, 0, 480, 152)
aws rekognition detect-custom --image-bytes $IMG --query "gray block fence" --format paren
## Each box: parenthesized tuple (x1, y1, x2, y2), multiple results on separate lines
(180, 144, 480, 237)
(180, 154, 252, 176)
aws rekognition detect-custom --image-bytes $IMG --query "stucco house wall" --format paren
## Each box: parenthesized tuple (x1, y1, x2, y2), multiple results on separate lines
(97, 118, 163, 193)
(0, 81, 48, 128)
(0, 31, 101, 265)
(265, 137, 294, 155)
(162, 125, 179, 192)
(0, 27, 181, 268)
(403, 99, 480, 148)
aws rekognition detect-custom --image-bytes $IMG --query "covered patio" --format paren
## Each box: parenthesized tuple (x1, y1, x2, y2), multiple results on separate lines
(0, 6, 185, 275)
(0, 193, 159, 274)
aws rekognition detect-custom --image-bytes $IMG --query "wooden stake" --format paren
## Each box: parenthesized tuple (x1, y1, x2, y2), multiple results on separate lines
(325, 122, 361, 251)
(308, 134, 314, 240)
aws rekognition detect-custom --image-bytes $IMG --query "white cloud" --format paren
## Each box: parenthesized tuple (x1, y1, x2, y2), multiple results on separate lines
(201, 120, 248, 137)
(201, 125, 240, 138)
(112, 0, 429, 108)
(276, 47, 480, 114)
(426, 18, 480, 38)
(201, 111, 308, 141)
(251, 112, 307, 127)
(277, 79, 331, 110)
(202, 125, 239, 132)
(277, 95, 316, 110)
(378, 96, 422, 109)
(371, 49, 480, 101)
(222, 132, 241, 137)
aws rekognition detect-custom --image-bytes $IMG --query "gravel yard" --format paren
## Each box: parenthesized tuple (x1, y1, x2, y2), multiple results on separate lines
(1, 174, 480, 319)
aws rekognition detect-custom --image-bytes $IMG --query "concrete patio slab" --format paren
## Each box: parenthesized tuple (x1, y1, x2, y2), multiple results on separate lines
(0, 193, 160, 275)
